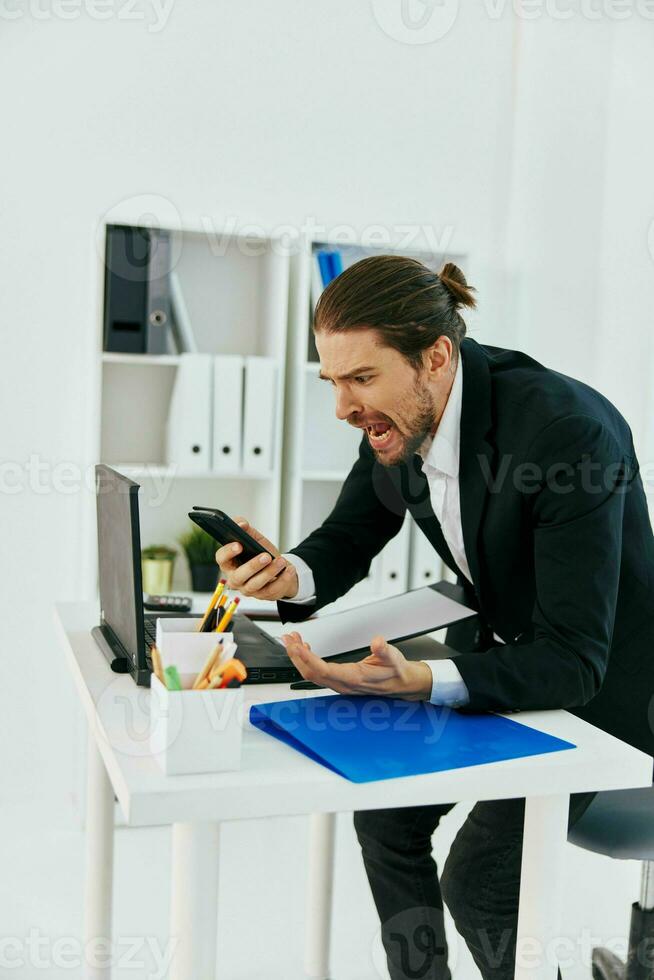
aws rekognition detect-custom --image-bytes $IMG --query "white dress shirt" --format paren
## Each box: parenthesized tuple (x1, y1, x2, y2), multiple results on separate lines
(284, 355, 472, 707)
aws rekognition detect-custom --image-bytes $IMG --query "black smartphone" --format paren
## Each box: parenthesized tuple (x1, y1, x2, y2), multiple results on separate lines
(189, 507, 273, 566)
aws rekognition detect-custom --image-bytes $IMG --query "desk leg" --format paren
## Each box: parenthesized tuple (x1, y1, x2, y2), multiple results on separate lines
(84, 731, 115, 980)
(515, 793, 569, 980)
(304, 812, 336, 980)
(169, 822, 221, 980)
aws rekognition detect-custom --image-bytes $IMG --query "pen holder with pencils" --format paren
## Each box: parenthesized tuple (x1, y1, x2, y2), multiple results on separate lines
(150, 618, 242, 775)
(149, 675, 243, 776)
(154, 616, 234, 663)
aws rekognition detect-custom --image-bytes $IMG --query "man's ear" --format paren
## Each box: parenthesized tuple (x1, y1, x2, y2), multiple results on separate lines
(424, 336, 453, 378)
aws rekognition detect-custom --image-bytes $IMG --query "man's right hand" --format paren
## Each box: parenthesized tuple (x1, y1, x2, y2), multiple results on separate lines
(214, 517, 299, 601)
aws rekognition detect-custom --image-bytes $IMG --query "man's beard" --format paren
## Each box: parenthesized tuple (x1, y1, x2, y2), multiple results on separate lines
(372, 380, 436, 467)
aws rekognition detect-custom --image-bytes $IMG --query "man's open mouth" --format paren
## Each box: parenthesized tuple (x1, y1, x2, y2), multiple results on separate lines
(366, 421, 395, 447)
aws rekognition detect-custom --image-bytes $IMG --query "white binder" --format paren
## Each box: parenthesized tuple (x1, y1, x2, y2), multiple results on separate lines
(165, 353, 213, 473)
(212, 355, 244, 474)
(242, 356, 277, 475)
(348, 554, 383, 600)
(409, 519, 444, 590)
(379, 516, 411, 597)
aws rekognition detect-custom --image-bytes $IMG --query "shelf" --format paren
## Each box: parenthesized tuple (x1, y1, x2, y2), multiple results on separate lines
(301, 470, 349, 482)
(102, 352, 181, 366)
(107, 464, 275, 481)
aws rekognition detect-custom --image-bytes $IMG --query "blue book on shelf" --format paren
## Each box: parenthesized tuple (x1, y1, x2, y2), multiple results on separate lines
(328, 250, 343, 279)
(316, 251, 334, 287)
(250, 695, 576, 784)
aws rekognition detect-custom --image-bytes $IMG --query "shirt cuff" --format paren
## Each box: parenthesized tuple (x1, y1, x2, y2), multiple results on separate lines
(281, 554, 317, 605)
(423, 659, 470, 707)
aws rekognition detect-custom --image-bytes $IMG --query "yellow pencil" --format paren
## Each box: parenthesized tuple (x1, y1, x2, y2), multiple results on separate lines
(191, 643, 222, 690)
(215, 596, 240, 633)
(195, 579, 227, 633)
(150, 644, 165, 684)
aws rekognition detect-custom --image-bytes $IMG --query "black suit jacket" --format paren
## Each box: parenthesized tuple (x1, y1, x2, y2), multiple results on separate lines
(280, 339, 654, 757)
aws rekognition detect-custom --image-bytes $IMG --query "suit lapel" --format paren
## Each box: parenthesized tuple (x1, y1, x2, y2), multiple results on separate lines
(458, 339, 494, 597)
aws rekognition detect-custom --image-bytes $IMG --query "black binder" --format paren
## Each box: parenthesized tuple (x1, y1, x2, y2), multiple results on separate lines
(103, 224, 172, 354)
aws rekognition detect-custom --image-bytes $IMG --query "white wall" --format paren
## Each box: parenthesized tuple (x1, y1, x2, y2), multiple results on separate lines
(505, 15, 654, 476)
(1, 4, 653, 978)
(595, 21, 654, 471)
(0, 0, 515, 817)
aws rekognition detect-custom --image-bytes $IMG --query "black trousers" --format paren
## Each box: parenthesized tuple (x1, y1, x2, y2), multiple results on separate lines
(354, 791, 596, 980)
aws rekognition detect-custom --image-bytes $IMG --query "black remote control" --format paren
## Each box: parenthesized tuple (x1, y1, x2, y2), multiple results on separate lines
(144, 595, 193, 613)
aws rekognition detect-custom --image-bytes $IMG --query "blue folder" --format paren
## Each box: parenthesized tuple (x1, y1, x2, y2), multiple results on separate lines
(250, 695, 576, 783)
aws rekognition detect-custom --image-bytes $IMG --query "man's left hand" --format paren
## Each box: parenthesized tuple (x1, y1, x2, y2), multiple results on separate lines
(281, 632, 433, 701)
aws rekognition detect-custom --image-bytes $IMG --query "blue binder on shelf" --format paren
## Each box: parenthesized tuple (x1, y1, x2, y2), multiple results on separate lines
(250, 695, 576, 784)
(315, 249, 344, 287)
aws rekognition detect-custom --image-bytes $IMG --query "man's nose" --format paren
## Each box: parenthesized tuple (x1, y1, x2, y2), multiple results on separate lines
(334, 386, 362, 422)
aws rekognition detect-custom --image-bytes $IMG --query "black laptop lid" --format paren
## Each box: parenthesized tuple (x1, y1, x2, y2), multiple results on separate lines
(95, 464, 146, 667)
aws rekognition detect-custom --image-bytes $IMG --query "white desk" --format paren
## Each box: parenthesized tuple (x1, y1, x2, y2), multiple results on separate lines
(55, 601, 652, 980)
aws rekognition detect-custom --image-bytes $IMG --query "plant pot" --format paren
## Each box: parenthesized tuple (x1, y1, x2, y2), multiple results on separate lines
(190, 562, 220, 593)
(142, 557, 175, 595)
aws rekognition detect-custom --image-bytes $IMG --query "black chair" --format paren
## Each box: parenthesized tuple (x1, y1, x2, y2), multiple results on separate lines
(568, 786, 654, 980)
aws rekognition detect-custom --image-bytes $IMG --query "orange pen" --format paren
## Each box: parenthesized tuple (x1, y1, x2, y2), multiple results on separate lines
(207, 658, 247, 689)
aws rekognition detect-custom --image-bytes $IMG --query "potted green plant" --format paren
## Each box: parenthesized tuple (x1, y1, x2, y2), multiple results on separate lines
(178, 523, 220, 592)
(141, 545, 176, 595)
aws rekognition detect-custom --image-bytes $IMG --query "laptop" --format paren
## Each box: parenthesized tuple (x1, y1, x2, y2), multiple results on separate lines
(91, 464, 303, 686)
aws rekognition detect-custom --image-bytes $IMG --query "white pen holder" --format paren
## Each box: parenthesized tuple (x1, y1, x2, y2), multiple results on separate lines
(150, 617, 242, 775)
(154, 616, 234, 667)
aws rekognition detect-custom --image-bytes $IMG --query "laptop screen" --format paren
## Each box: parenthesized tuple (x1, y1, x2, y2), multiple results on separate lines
(95, 464, 146, 666)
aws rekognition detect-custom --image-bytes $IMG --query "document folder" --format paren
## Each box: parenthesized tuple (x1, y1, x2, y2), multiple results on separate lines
(250, 695, 576, 783)
(103, 224, 173, 355)
(242, 356, 277, 474)
(260, 586, 476, 660)
(166, 353, 213, 472)
(213, 354, 244, 473)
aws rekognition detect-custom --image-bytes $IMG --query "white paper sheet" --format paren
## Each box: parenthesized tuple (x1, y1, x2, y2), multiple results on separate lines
(264, 587, 476, 659)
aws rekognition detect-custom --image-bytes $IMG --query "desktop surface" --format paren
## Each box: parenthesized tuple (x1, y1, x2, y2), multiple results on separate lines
(55, 601, 653, 828)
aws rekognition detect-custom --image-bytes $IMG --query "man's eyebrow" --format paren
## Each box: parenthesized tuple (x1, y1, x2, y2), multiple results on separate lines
(318, 366, 377, 382)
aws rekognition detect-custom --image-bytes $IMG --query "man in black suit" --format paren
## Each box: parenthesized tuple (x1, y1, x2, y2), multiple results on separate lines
(217, 256, 654, 980)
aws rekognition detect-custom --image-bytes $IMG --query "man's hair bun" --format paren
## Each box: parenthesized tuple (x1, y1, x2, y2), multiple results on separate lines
(438, 262, 477, 311)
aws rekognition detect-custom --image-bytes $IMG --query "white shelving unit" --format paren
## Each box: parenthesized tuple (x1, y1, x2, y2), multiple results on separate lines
(96, 224, 289, 592)
(281, 236, 469, 609)
(91, 220, 468, 603)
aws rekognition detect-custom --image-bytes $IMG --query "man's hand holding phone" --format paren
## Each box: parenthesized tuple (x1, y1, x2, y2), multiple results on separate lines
(215, 518, 299, 601)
